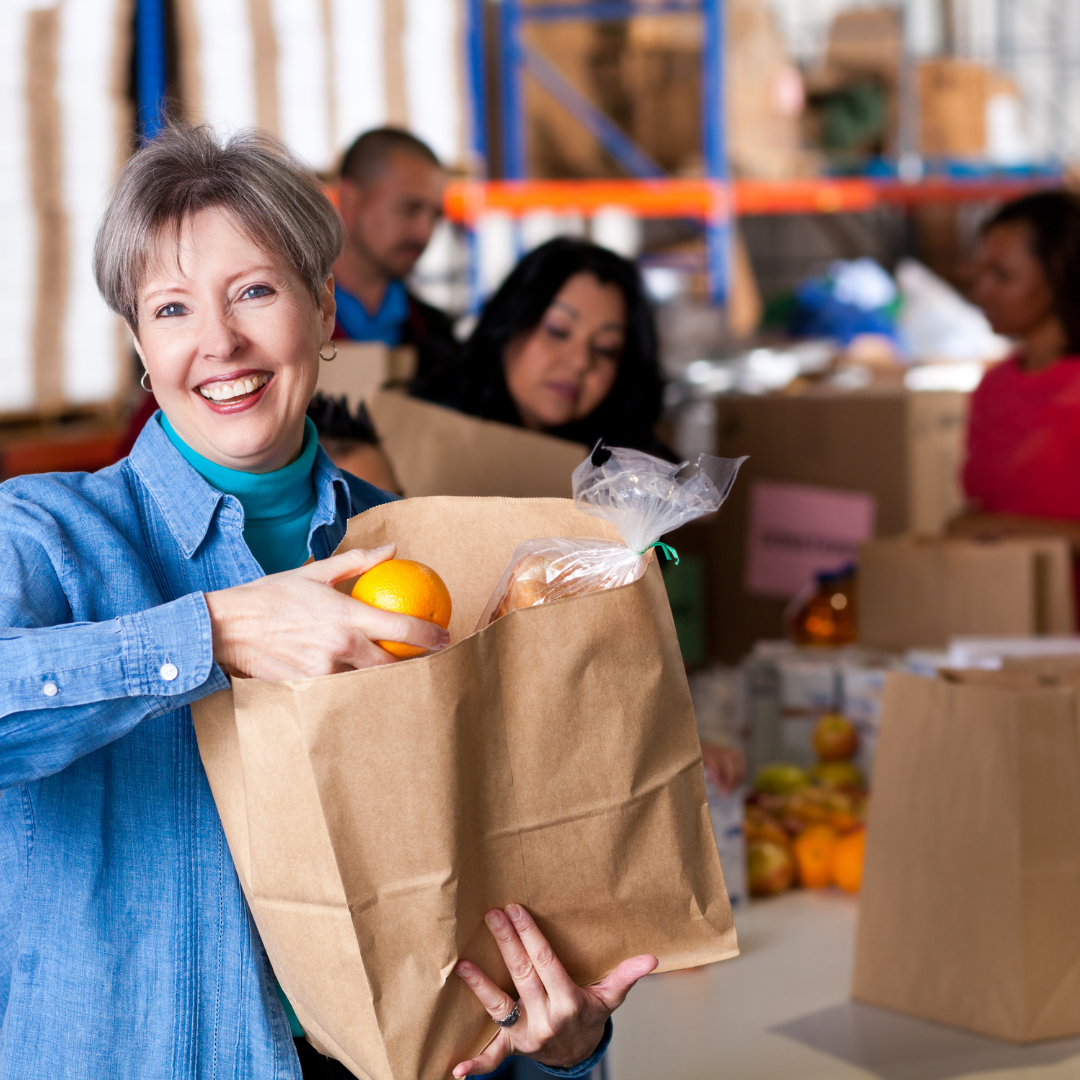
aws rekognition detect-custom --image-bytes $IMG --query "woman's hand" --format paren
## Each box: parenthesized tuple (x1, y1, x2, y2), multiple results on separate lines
(701, 741, 746, 794)
(453, 904, 657, 1077)
(204, 544, 449, 680)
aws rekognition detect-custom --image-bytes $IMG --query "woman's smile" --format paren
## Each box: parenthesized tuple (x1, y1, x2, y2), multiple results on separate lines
(196, 369, 273, 410)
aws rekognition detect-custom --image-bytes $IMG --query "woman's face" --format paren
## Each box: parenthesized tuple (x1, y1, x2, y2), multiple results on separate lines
(972, 221, 1058, 340)
(133, 207, 335, 472)
(503, 272, 626, 431)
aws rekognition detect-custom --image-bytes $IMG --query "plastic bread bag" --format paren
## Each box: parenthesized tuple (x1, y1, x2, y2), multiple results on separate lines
(477, 442, 747, 629)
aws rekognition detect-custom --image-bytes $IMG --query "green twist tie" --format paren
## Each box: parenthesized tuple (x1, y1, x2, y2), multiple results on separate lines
(641, 541, 680, 565)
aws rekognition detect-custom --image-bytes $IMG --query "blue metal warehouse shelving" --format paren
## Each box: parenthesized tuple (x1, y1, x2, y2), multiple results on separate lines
(471, 0, 732, 304)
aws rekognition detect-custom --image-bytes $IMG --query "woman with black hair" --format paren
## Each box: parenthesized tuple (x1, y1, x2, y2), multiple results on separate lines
(960, 190, 1080, 523)
(413, 237, 669, 457)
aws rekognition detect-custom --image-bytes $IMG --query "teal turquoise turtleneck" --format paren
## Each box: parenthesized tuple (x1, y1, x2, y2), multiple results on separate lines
(159, 413, 319, 575)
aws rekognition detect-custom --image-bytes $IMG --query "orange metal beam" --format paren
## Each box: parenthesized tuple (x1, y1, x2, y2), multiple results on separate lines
(442, 176, 1057, 222)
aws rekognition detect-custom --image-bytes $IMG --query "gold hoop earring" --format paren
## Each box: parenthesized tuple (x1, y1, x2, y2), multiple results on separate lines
(140, 370, 153, 392)
(319, 342, 338, 362)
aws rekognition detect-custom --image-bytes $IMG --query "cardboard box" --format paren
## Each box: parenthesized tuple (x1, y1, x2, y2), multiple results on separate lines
(917, 59, 1022, 158)
(624, 0, 815, 179)
(859, 535, 1076, 651)
(315, 343, 417, 413)
(854, 667, 1080, 1041)
(918, 59, 988, 158)
(366, 391, 588, 499)
(823, 7, 901, 86)
(685, 389, 969, 662)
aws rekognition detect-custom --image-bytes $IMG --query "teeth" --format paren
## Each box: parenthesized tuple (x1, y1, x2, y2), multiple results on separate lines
(199, 373, 270, 402)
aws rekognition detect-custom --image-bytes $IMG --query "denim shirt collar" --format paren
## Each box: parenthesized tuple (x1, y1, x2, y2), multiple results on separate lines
(128, 410, 351, 560)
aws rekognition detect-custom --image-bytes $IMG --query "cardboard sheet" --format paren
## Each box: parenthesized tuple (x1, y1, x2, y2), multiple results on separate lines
(366, 392, 589, 499)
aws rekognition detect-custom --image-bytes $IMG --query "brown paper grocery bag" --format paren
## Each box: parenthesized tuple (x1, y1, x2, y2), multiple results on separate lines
(192, 496, 738, 1080)
(852, 668, 1080, 1041)
(858, 535, 1075, 651)
(366, 391, 588, 498)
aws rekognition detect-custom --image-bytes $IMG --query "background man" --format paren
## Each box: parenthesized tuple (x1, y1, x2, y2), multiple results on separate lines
(332, 127, 457, 377)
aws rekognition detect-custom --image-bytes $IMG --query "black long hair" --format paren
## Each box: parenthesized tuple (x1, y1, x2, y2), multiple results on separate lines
(982, 190, 1080, 353)
(413, 237, 666, 453)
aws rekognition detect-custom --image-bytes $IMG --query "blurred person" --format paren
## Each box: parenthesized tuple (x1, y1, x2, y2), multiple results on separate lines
(331, 126, 456, 373)
(956, 191, 1080, 535)
(0, 123, 655, 1080)
(413, 237, 668, 456)
(701, 741, 746, 794)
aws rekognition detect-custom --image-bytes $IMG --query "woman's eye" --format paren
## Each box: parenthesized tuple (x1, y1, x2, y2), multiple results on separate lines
(155, 302, 186, 318)
(242, 284, 273, 300)
(544, 323, 571, 340)
(593, 343, 623, 362)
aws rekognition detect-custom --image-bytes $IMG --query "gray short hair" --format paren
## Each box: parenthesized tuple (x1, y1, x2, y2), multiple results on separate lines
(94, 123, 343, 334)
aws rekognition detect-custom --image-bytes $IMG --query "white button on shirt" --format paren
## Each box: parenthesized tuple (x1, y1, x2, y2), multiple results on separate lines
(159, 663, 179, 682)
(42, 681, 58, 697)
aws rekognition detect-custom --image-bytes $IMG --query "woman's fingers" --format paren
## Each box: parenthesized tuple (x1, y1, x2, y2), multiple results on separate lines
(299, 543, 396, 587)
(505, 904, 578, 1004)
(454, 960, 518, 1023)
(484, 908, 549, 1010)
(452, 1030, 511, 1079)
(340, 599, 450, 656)
(586, 953, 658, 1013)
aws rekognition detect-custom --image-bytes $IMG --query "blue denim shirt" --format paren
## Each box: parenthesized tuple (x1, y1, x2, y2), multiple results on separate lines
(0, 416, 608, 1079)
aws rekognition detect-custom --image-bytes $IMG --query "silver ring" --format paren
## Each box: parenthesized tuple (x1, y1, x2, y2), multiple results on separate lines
(496, 1002, 520, 1028)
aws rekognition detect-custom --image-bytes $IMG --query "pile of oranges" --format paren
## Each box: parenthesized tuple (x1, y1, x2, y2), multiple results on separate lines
(793, 824, 865, 892)
(745, 713, 868, 898)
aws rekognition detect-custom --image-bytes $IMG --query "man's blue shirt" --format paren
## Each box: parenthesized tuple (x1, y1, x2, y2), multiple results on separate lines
(0, 416, 608, 1079)
(333, 281, 409, 345)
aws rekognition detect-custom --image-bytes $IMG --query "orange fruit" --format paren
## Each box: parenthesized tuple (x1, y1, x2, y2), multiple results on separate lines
(351, 559, 452, 659)
(793, 824, 839, 888)
(833, 828, 866, 893)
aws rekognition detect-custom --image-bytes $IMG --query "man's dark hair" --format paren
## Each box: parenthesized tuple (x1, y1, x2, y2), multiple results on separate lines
(413, 237, 668, 456)
(340, 127, 442, 187)
(982, 190, 1080, 352)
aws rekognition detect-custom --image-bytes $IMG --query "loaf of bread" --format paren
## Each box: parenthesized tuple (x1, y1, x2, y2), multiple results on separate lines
(489, 550, 603, 623)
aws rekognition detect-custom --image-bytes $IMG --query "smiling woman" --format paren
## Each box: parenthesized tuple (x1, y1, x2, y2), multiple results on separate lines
(0, 124, 647, 1080)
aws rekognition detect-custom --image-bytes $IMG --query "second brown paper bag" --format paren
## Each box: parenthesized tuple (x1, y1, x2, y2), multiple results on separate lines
(192, 496, 738, 1080)
(853, 667, 1080, 1041)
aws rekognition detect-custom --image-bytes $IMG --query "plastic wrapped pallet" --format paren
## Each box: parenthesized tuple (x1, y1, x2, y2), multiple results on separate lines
(174, 0, 469, 173)
(0, 0, 131, 418)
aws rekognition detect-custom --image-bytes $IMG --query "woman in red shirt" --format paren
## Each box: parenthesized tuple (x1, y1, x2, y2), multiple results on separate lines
(962, 191, 1080, 522)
